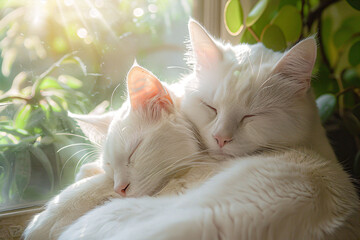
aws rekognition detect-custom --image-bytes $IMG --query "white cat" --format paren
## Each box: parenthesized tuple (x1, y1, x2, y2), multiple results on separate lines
(58, 22, 359, 239)
(23, 65, 218, 240)
(182, 20, 336, 162)
(60, 148, 359, 240)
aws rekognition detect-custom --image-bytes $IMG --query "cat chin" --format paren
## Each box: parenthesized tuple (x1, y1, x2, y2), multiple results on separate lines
(208, 150, 236, 161)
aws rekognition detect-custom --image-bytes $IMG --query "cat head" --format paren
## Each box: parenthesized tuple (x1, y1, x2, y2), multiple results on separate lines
(182, 20, 318, 160)
(73, 65, 198, 197)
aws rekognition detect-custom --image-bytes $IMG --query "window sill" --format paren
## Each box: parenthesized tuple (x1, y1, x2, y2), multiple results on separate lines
(0, 205, 44, 240)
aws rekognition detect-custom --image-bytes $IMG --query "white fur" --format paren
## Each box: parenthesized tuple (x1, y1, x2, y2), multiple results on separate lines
(24, 21, 360, 240)
(23, 65, 217, 240)
(23, 174, 118, 240)
(182, 21, 336, 161)
(60, 148, 360, 240)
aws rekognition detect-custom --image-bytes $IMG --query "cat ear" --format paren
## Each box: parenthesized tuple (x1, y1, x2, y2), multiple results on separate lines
(69, 111, 114, 144)
(272, 37, 317, 94)
(127, 65, 173, 112)
(188, 20, 222, 69)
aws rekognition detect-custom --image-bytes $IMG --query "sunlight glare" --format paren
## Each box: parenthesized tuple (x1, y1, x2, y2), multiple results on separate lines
(77, 28, 88, 39)
(89, 8, 100, 18)
(148, 4, 158, 13)
(133, 8, 144, 17)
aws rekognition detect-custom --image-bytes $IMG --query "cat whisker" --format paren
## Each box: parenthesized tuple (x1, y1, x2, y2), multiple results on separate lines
(167, 66, 191, 72)
(57, 143, 97, 153)
(74, 151, 99, 177)
(60, 148, 100, 180)
(110, 83, 123, 110)
(255, 51, 263, 83)
(246, 53, 254, 75)
(55, 133, 102, 149)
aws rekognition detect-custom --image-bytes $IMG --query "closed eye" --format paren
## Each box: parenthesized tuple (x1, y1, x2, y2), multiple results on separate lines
(241, 115, 256, 122)
(128, 140, 142, 164)
(201, 101, 217, 115)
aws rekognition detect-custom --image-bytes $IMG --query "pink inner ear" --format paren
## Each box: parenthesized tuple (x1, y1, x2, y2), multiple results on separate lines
(195, 43, 222, 69)
(128, 66, 173, 110)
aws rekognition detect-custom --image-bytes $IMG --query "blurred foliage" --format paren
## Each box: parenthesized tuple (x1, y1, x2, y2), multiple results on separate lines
(224, 0, 360, 184)
(0, 0, 191, 211)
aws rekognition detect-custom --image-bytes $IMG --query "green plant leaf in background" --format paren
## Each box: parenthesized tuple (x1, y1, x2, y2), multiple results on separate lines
(39, 77, 62, 90)
(343, 112, 360, 135)
(245, 0, 268, 27)
(346, 0, 360, 10)
(1, 48, 17, 77)
(272, 5, 302, 42)
(321, 16, 338, 67)
(58, 75, 83, 89)
(0, 153, 11, 202)
(316, 94, 337, 123)
(349, 41, 360, 66)
(15, 104, 32, 129)
(224, 0, 243, 36)
(343, 69, 360, 88)
(29, 145, 55, 191)
(14, 149, 31, 197)
(260, 24, 287, 51)
(333, 16, 360, 48)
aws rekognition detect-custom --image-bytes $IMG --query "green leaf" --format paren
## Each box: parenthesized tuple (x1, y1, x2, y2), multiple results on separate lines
(272, 5, 302, 42)
(47, 97, 62, 112)
(0, 125, 29, 137)
(348, 41, 360, 66)
(29, 145, 54, 191)
(1, 48, 17, 77)
(58, 75, 83, 89)
(333, 16, 360, 48)
(27, 109, 46, 129)
(0, 152, 11, 203)
(321, 17, 337, 67)
(316, 94, 336, 123)
(343, 69, 360, 88)
(260, 24, 287, 51)
(245, 0, 268, 27)
(224, 0, 243, 36)
(0, 153, 10, 184)
(14, 150, 31, 196)
(15, 104, 32, 129)
(347, 0, 360, 10)
(39, 77, 62, 90)
(343, 112, 360, 135)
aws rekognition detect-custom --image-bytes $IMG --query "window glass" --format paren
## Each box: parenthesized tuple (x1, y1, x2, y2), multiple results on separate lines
(0, 0, 192, 212)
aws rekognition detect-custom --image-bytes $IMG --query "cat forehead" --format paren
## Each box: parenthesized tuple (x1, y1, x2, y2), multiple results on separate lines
(201, 44, 283, 106)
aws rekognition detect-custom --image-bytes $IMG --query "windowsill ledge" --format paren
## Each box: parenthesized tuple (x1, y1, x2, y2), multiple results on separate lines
(0, 205, 44, 240)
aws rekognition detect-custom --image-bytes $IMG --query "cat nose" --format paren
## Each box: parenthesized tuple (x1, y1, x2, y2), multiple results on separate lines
(213, 135, 232, 148)
(115, 183, 130, 197)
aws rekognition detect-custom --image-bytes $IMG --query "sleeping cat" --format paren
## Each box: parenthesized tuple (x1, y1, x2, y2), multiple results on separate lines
(182, 20, 336, 162)
(59, 23, 359, 239)
(23, 65, 219, 240)
(60, 147, 360, 240)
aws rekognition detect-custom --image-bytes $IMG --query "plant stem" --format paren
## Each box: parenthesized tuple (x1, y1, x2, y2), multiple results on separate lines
(0, 96, 31, 102)
(306, 0, 340, 29)
(247, 27, 260, 42)
(317, 16, 344, 116)
(336, 86, 355, 97)
(31, 52, 77, 98)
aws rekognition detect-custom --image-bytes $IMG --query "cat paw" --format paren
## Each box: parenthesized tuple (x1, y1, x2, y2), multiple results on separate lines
(76, 162, 104, 181)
